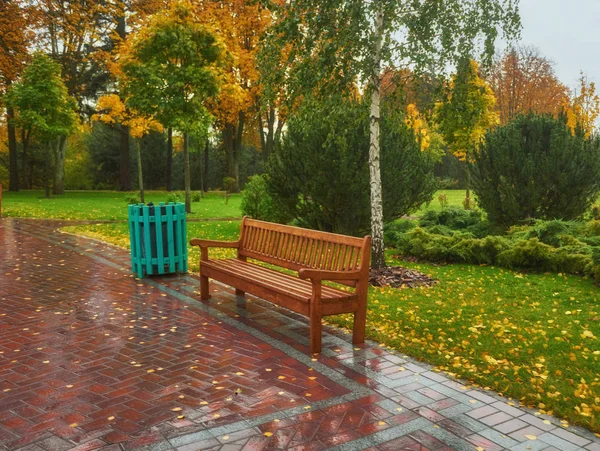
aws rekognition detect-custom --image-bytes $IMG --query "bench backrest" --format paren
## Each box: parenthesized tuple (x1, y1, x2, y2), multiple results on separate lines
(238, 217, 370, 285)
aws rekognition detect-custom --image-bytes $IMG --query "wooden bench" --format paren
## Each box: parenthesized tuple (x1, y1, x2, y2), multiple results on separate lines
(190, 217, 371, 354)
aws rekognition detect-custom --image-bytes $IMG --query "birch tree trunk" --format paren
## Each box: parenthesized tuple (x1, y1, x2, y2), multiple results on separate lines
(136, 140, 145, 204)
(369, 1, 386, 269)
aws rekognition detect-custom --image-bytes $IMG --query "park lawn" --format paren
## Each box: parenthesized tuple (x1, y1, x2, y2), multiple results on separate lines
(416, 189, 467, 214)
(1, 190, 242, 220)
(2, 189, 466, 220)
(328, 256, 600, 433)
(62, 220, 600, 432)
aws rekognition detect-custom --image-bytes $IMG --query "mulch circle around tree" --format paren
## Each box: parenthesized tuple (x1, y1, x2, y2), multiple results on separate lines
(369, 266, 438, 289)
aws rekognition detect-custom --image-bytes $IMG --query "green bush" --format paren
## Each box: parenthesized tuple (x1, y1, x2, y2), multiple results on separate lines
(266, 95, 438, 235)
(384, 220, 417, 246)
(192, 192, 202, 202)
(393, 219, 599, 280)
(592, 248, 600, 283)
(240, 174, 290, 223)
(166, 191, 183, 203)
(509, 220, 580, 247)
(419, 207, 482, 230)
(125, 194, 141, 204)
(472, 114, 600, 225)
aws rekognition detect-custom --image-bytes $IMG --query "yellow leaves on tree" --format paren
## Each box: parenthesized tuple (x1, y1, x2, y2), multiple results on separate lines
(93, 94, 162, 139)
(565, 73, 600, 138)
(436, 60, 499, 163)
(405, 104, 431, 151)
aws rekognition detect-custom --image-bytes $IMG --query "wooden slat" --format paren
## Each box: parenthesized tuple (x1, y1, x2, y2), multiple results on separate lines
(203, 259, 356, 301)
(243, 217, 365, 247)
(155, 204, 164, 274)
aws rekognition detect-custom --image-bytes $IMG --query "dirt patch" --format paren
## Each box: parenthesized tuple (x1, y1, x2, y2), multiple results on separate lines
(369, 266, 438, 289)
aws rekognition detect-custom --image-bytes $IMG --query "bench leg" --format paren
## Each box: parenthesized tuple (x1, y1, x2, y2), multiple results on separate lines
(310, 307, 322, 354)
(200, 274, 210, 300)
(352, 302, 367, 345)
(235, 289, 245, 298)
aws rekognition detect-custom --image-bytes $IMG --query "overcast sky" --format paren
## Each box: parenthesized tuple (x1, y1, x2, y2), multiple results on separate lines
(505, 0, 600, 91)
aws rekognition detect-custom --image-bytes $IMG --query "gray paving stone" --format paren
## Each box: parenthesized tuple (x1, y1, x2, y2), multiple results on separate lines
(466, 405, 499, 419)
(465, 389, 498, 404)
(478, 428, 521, 449)
(376, 398, 405, 415)
(451, 414, 488, 434)
(490, 401, 527, 417)
(421, 370, 448, 382)
(537, 432, 582, 451)
(586, 443, 600, 451)
(510, 439, 551, 451)
(517, 413, 557, 432)
(422, 425, 476, 451)
(494, 418, 529, 434)
(509, 425, 545, 442)
(177, 438, 220, 451)
(480, 411, 516, 426)
(404, 390, 437, 406)
(550, 427, 593, 447)
(437, 403, 474, 418)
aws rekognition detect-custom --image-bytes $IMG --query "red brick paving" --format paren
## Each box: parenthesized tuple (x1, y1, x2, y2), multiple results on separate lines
(1, 219, 599, 451)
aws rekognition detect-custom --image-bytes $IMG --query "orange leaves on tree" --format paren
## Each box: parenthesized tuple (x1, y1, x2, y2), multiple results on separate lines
(488, 46, 571, 124)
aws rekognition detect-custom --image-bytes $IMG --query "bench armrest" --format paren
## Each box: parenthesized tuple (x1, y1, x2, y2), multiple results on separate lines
(298, 268, 363, 282)
(190, 239, 240, 249)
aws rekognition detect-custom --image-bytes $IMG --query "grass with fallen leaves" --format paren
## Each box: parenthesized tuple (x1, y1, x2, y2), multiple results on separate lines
(1, 190, 242, 220)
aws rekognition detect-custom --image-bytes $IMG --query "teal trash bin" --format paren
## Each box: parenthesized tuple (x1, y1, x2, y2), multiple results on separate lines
(128, 202, 188, 278)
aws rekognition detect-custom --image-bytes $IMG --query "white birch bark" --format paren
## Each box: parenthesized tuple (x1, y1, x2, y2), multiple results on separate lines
(369, 1, 386, 269)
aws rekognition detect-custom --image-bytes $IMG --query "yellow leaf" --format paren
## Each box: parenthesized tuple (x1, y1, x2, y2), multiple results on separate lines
(525, 435, 537, 440)
(264, 432, 273, 437)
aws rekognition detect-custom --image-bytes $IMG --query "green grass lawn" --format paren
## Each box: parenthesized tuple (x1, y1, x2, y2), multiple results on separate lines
(416, 189, 468, 214)
(2, 189, 465, 220)
(6, 189, 600, 431)
(1, 190, 242, 220)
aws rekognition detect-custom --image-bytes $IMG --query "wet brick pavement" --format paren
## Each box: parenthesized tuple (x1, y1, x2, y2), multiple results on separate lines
(1, 218, 599, 451)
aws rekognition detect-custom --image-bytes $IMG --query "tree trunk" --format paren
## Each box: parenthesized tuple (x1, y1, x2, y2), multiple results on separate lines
(234, 111, 245, 187)
(265, 108, 276, 159)
(464, 153, 471, 210)
(119, 124, 131, 191)
(203, 138, 209, 192)
(183, 132, 191, 213)
(7, 105, 19, 191)
(368, 1, 385, 269)
(136, 140, 144, 203)
(20, 129, 30, 189)
(166, 128, 173, 191)
(44, 142, 52, 198)
(53, 135, 66, 194)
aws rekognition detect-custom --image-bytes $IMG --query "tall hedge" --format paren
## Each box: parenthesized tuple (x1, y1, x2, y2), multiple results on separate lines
(266, 96, 438, 236)
(472, 114, 600, 225)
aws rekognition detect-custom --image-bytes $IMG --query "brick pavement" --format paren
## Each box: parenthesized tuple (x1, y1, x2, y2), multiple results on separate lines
(0, 218, 599, 451)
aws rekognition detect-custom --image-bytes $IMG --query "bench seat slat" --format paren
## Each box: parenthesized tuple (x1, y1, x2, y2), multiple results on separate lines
(202, 259, 357, 303)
